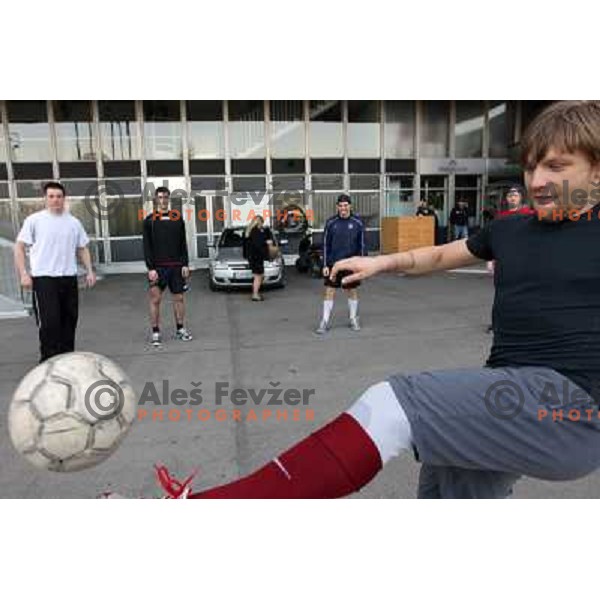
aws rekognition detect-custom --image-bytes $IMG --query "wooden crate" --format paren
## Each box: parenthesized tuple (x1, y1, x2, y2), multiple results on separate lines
(381, 216, 435, 254)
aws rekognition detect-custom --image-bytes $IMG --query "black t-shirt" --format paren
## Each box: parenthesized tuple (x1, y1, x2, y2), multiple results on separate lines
(467, 205, 600, 398)
(450, 207, 469, 226)
(143, 214, 188, 269)
(246, 226, 273, 260)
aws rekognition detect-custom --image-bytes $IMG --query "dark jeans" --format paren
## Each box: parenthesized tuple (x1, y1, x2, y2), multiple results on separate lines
(32, 276, 79, 362)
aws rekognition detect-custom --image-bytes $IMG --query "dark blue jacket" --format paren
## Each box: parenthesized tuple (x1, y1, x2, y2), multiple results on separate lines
(323, 214, 366, 267)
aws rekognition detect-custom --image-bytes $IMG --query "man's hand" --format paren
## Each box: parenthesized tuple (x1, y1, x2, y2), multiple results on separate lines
(20, 272, 33, 290)
(330, 256, 387, 286)
(86, 271, 97, 288)
(148, 269, 158, 282)
(182, 266, 190, 279)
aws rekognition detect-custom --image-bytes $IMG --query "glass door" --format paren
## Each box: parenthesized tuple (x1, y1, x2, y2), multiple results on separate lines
(194, 194, 227, 260)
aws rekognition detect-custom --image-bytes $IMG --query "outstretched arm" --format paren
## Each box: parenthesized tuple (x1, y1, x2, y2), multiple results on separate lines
(331, 238, 482, 286)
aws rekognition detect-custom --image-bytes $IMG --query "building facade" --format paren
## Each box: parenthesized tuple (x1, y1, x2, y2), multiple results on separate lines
(0, 100, 548, 283)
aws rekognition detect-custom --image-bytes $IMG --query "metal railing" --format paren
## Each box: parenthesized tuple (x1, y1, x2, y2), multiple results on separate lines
(0, 237, 30, 315)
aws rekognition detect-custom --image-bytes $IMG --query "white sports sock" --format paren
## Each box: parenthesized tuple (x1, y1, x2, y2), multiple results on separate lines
(348, 298, 359, 319)
(322, 299, 334, 323)
(346, 381, 413, 464)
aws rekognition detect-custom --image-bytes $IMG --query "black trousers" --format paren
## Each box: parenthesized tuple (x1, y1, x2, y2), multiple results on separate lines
(32, 276, 79, 362)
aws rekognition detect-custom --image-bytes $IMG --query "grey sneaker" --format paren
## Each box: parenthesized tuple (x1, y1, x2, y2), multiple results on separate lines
(314, 319, 331, 335)
(176, 328, 193, 341)
(151, 331, 162, 348)
(349, 316, 361, 331)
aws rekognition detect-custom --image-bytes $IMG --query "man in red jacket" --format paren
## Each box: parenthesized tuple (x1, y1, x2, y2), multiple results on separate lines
(496, 186, 535, 217)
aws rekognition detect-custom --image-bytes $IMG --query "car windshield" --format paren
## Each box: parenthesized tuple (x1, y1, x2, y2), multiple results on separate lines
(219, 229, 245, 248)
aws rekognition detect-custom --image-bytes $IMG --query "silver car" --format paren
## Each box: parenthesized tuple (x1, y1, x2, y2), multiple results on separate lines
(208, 227, 286, 291)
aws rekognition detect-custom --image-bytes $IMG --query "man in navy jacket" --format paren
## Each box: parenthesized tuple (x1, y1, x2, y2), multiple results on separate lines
(316, 194, 366, 333)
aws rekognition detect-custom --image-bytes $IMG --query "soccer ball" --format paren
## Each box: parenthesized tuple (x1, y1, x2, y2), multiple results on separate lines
(8, 352, 137, 472)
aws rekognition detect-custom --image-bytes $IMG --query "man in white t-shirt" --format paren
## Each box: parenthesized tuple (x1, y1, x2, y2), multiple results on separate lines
(14, 181, 96, 362)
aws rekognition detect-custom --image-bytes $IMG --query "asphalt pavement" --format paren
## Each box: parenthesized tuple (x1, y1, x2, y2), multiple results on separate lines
(1, 267, 599, 498)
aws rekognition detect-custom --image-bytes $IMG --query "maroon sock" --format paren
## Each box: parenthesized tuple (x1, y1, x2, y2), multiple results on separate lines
(188, 413, 382, 499)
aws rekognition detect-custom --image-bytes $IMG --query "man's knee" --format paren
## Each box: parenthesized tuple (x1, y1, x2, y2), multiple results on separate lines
(149, 289, 162, 305)
(346, 381, 413, 463)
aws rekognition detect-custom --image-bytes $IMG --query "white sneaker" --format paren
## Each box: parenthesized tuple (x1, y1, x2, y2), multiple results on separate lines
(349, 316, 361, 331)
(315, 319, 331, 335)
(176, 328, 193, 341)
(151, 331, 162, 347)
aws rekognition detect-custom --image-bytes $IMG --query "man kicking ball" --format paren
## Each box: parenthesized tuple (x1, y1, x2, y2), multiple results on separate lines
(151, 101, 600, 499)
(315, 194, 366, 333)
(143, 186, 192, 347)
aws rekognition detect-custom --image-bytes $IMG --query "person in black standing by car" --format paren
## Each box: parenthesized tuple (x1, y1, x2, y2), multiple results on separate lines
(244, 215, 274, 301)
(449, 199, 470, 240)
(143, 186, 192, 348)
(416, 198, 440, 245)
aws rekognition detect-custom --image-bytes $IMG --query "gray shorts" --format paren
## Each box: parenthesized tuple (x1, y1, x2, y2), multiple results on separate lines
(387, 366, 600, 498)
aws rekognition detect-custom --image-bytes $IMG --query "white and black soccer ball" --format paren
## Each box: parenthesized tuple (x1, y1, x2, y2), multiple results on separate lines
(8, 352, 137, 472)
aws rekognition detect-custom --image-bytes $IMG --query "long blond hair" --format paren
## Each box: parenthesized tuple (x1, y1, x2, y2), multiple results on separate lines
(245, 215, 264, 237)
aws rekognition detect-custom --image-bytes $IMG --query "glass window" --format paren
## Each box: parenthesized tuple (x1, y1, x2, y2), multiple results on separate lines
(228, 101, 265, 159)
(108, 199, 144, 237)
(65, 198, 97, 235)
(272, 175, 305, 191)
(455, 101, 484, 158)
(99, 101, 140, 161)
(350, 175, 379, 190)
(54, 101, 96, 162)
(420, 175, 448, 226)
(143, 101, 182, 160)
(309, 101, 343, 157)
(0, 109, 6, 163)
(212, 196, 225, 233)
(312, 192, 339, 229)
(351, 192, 379, 228)
(186, 101, 224, 159)
(270, 100, 305, 159)
(232, 176, 266, 192)
(311, 174, 344, 190)
(420, 101, 449, 157)
(386, 175, 415, 216)
(195, 195, 209, 234)
(16, 180, 45, 198)
(0, 201, 15, 240)
(347, 101, 380, 158)
(7, 101, 52, 162)
(489, 101, 509, 158)
(384, 101, 415, 158)
(60, 179, 99, 198)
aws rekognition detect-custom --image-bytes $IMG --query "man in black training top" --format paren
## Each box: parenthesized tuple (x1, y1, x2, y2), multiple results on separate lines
(143, 186, 192, 347)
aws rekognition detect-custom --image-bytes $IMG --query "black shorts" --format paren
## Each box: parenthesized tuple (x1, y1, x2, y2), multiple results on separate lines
(323, 269, 361, 290)
(150, 266, 186, 294)
(248, 256, 265, 275)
